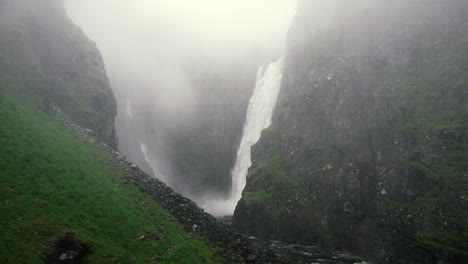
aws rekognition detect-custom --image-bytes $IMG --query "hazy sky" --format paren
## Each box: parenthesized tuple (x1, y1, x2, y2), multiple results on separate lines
(64, 0, 298, 116)
(63, 0, 298, 137)
(65, 0, 297, 63)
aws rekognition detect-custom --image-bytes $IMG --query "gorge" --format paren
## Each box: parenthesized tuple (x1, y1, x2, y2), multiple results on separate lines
(0, 0, 467, 263)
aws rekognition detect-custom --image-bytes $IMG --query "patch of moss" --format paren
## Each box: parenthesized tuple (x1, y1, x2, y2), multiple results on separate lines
(261, 127, 279, 139)
(243, 190, 273, 205)
(416, 231, 468, 256)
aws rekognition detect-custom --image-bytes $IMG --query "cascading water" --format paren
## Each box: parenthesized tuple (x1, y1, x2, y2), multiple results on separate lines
(125, 97, 134, 120)
(139, 141, 165, 181)
(230, 57, 285, 204)
(200, 57, 285, 216)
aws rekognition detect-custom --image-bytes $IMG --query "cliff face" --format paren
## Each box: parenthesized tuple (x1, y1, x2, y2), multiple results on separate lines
(234, 1, 468, 263)
(167, 65, 257, 195)
(116, 61, 258, 198)
(0, 0, 117, 148)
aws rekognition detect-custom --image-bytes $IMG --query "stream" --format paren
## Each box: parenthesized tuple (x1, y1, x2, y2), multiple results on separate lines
(218, 216, 372, 264)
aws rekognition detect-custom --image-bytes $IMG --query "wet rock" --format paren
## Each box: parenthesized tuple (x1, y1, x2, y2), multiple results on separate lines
(58, 251, 77, 261)
(246, 254, 257, 262)
(234, 1, 468, 264)
(42, 233, 90, 264)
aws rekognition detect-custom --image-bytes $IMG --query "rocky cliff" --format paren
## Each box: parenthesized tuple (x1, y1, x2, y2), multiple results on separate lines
(116, 60, 260, 198)
(234, 1, 468, 263)
(0, 0, 117, 148)
(161, 64, 258, 196)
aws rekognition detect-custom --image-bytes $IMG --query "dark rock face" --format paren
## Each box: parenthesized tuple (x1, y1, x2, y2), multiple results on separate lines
(166, 67, 257, 195)
(0, 0, 117, 148)
(42, 233, 91, 264)
(234, 1, 468, 263)
(116, 62, 258, 197)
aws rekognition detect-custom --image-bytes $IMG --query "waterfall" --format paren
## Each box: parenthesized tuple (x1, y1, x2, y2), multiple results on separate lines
(230, 56, 285, 205)
(200, 57, 285, 216)
(125, 97, 134, 120)
(139, 141, 164, 181)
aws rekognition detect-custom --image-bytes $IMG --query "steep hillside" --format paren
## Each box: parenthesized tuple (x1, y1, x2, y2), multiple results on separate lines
(0, 91, 224, 263)
(0, 1, 220, 262)
(0, 0, 117, 148)
(234, 1, 468, 263)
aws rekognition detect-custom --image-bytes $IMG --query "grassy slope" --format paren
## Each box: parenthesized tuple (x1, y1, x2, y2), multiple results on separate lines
(0, 90, 222, 263)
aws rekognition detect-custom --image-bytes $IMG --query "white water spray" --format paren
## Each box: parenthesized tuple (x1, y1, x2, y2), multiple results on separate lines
(200, 57, 285, 216)
(139, 141, 165, 181)
(125, 97, 134, 120)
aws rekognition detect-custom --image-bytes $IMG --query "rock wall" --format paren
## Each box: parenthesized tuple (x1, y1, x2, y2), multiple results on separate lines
(234, 1, 468, 263)
(166, 65, 258, 195)
(116, 60, 260, 198)
(0, 0, 117, 148)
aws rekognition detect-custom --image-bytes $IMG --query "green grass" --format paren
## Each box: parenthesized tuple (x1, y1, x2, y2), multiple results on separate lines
(0, 93, 222, 263)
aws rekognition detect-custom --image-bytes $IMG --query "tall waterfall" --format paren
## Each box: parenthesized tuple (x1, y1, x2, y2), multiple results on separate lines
(201, 57, 285, 216)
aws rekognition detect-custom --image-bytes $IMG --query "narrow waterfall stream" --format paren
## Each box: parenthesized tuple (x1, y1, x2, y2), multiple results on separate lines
(201, 57, 285, 216)
(139, 141, 165, 182)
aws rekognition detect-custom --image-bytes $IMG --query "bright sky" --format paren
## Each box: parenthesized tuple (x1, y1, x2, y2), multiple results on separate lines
(65, 0, 297, 60)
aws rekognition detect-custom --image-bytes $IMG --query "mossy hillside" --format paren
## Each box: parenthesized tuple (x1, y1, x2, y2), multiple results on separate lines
(0, 92, 222, 263)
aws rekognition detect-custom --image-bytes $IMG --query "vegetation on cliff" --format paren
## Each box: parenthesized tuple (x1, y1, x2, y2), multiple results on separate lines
(234, 1, 468, 263)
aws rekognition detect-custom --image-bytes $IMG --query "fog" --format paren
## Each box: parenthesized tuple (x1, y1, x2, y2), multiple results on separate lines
(63, 0, 445, 216)
(63, 0, 297, 214)
(64, 0, 297, 118)
(65, 0, 296, 63)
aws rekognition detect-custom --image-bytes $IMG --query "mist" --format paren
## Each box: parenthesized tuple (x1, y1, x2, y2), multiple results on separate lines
(1, 0, 466, 262)
(62, 0, 435, 216)
(63, 0, 297, 213)
(65, 0, 296, 60)
(64, 0, 298, 113)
